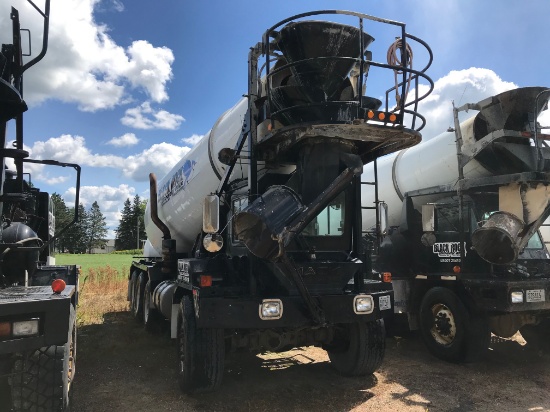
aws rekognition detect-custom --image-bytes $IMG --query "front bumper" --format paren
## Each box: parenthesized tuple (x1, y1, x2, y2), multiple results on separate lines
(462, 277, 550, 313)
(195, 290, 393, 329)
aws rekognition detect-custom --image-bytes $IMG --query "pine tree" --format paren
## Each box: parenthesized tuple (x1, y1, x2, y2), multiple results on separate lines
(64, 203, 88, 253)
(131, 195, 147, 250)
(115, 198, 134, 250)
(116, 196, 148, 251)
(51, 193, 72, 253)
(86, 201, 108, 253)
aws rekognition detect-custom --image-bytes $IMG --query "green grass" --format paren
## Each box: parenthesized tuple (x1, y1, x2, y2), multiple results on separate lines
(56, 253, 136, 325)
(56, 253, 136, 277)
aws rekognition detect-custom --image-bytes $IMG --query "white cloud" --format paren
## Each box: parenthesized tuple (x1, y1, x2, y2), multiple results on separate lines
(121, 102, 185, 130)
(182, 134, 204, 147)
(25, 134, 188, 182)
(111, 0, 124, 12)
(107, 133, 139, 147)
(0, 0, 174, 111)
(416, 68, 517, 140)
(123, 143, 190, 181)
(30, 134, 124, 168)
(43, 175, 69, 185)
(63, 183, 136, 236)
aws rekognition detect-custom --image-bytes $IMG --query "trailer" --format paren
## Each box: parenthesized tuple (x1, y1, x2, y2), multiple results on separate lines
(362, 86, 550, 362)
(0, 2, 81, 410)
(128, 10, 434, 392)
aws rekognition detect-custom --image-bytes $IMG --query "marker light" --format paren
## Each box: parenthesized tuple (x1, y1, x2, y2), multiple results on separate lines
(200, 275, 212, 287)
(259, 299, 283, 320)
(13, 319, 40, 337)
(203, 233, 223, 253)
(453, 266, 461, 274)
(378, 112, 386, 121)
(382, 272, 392, 283)
(389, 114, 397, 122)
(51, 279, 66, 294)
(0, 322, 11, 337)
(367, 110, 375, 119)
(354, 295, 374, 314)
(511, 291, 524, 304)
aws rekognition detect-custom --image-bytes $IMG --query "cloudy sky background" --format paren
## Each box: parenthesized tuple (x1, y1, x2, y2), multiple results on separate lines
(0, 0, 549, 237)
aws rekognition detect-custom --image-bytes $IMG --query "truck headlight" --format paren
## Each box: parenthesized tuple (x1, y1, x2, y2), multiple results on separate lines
(13, 319, 40, 337)
(354, 295, 374, 314)
(511, 291, 524, 304)
(259, 299, 283, 320)
(203, 233, 223, 253)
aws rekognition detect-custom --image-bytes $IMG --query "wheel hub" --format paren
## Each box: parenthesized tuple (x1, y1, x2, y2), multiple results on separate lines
(430, 303, 456, 346)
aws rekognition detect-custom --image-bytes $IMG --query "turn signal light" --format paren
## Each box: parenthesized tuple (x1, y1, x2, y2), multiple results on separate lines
(51, 279, 66, 294)
(0, 321, 11, 337)
(200, 275, 212, 287)
(366, 110, 400, 124)
(382, 272, 392, 282)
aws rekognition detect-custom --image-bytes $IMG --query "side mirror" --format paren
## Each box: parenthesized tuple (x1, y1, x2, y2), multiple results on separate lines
(378, 201, 389, 235)
(203, 194, 220, 233)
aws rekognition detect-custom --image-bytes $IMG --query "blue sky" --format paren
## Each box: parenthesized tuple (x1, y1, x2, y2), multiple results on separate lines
(1, 0, 549, 237)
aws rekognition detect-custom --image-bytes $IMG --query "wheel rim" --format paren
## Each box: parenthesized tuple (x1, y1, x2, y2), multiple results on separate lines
(430, 303, 456, 346)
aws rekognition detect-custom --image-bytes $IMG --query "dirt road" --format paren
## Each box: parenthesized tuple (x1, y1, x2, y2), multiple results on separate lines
(70, 311, 550, 412)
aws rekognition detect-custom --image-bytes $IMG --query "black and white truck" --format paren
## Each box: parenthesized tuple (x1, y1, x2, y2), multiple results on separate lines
(128, 10, 434, 392)
(0, 1, 81, 410)
(362, 86, 550, 362)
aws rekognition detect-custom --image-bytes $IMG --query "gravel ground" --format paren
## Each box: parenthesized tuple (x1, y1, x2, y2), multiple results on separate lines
(70, 311, 550, 412)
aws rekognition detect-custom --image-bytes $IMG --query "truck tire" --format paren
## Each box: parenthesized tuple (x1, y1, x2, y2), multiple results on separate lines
(128, 270, 138, 302)
(11, 305, 76, 411)
(419, 287, 490, 362)
(132, 272, 146, 322)
(327, 319, 385, 376)
(143, 279, 162, 333)
(177, 296, 224, 393)
(520, 319, 550, 352)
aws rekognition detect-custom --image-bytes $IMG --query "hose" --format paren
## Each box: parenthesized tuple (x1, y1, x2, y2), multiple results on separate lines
(387, 38, 413, 107)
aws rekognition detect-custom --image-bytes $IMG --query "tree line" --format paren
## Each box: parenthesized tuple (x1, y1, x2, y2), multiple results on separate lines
(52, 194, 146, 253)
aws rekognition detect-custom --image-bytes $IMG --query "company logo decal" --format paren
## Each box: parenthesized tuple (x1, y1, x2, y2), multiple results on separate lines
(433, 242, 466, 263)
(159, 160, 196, 205)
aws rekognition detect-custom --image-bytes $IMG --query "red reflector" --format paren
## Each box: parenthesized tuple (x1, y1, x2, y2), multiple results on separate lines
(51, 279, 66, 294)
(200, 275, 212, 287)
(382, 272, 392, 283)
(521, 131, 532, 137)
(0, 322, 11, 337)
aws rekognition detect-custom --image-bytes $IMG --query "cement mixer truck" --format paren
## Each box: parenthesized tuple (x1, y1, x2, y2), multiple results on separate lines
(0, 1, 81, 410)
(128, 10, 434, 392)
(362, 86, 550, 362)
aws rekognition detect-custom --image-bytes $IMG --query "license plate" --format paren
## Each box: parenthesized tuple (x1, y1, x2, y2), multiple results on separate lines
(379, 295, 391, 310)
(526, 289, 545, 303)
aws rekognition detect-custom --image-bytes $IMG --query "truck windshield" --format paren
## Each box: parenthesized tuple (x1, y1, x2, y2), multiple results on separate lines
(304, 192, 345, 236)
(526, 232, 544, 249)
